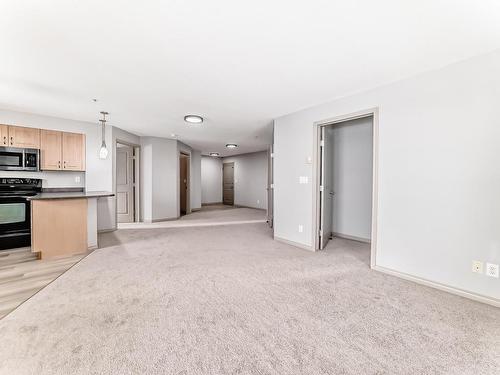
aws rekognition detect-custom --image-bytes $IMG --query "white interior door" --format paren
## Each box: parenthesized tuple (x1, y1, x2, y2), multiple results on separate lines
(320, 126, 334, 249)
(116, 145, 134, 223)
(267, 144, 274, 228)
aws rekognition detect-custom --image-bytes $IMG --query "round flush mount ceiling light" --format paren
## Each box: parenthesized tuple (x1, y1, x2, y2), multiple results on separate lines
(184, 115, 203, 124)
(209, 152, 220, 157)
(225, 143, 238, 149)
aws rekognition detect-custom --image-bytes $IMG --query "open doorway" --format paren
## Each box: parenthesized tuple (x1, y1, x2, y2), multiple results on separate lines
(222, 162, 234, 205)
(314, 109, 378, 266)
(179, 152, 190, 216)
(116, 141, 140, 223)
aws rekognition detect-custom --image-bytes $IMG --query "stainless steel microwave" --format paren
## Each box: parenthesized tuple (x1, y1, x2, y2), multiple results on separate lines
(0, 147, 39, 171)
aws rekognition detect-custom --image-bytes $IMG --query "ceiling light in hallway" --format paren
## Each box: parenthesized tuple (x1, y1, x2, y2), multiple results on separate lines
(209, 152, 219, 156)
(184, 115, 203, 124)
(225, 143, 238, 149)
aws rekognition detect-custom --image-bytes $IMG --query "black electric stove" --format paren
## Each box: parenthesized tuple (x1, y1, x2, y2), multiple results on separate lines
(0, 178, 42, 250)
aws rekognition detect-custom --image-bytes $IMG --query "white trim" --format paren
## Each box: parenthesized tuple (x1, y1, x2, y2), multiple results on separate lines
(374, 265, 500, 308)
(134, 146, 141, 222)
(152, 216, 180, 223)
(312, 108, 379, 269)
(179, 150, 192, 215)
(117, 219, 266, 230)
(97, 228, 116, 233)
(332, 232, 371, 244)
(274, 236, 315, 252)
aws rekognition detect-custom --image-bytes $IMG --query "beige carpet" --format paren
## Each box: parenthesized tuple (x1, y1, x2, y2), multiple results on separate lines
(0, 223, 498, 374)
(118, 205, 267, 229)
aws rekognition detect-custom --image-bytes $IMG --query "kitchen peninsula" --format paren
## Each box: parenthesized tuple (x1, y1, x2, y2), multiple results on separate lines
(29, 191, 113, 259)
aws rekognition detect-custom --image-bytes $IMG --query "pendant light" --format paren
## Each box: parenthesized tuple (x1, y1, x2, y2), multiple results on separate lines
(99, 111, 109, 159)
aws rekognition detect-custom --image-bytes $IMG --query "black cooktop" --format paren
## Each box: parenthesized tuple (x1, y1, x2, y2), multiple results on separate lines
(0, 178, 42, 194)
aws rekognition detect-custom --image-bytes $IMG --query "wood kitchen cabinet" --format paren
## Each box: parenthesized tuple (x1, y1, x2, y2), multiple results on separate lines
(40, 130, 85, 171)
(40, 130, 63, 170)
(31, 198, 88, 259)
(7, 125, 40, 148)
(0, 125, 8, 146)
(62, 132, 85, 171)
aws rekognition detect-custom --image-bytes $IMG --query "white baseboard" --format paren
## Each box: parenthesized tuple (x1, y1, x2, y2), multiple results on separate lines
(152, 216, 179, 223)
(373, 265, 500, 308)
(274, 236, 315, 252)
(234, 204, 266, 211)
(97, 228, 116, 233)
(333, 232, 371, 244)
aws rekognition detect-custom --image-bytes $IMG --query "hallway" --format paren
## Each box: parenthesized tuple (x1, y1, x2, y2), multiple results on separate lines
(118, 205, 267, 229)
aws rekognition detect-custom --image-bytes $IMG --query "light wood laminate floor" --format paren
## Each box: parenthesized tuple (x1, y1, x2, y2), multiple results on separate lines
(0, 248, 85, 319)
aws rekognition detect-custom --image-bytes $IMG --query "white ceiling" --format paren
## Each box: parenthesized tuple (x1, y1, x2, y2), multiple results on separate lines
(1, 1, 500, 156)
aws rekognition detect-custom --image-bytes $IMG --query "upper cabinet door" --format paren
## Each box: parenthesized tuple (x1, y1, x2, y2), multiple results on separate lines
(8, 126, 40, 149)
(40, 130, 62, 170)
(0, 125, 8, 146)
(62, 132, 86, 171)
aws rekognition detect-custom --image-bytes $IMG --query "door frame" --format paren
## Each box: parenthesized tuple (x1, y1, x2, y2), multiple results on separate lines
(114, 139, 141, 224)
(267, 144, 274, 229)
(179, 151, 191, 215)
(312, 108, 379, 268)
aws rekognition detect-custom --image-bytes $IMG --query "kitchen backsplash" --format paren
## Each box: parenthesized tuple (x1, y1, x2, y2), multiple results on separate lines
(0, 171, 85, 188)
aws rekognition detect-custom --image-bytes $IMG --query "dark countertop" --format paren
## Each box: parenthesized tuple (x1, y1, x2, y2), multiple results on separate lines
(28, 191, 114, 200)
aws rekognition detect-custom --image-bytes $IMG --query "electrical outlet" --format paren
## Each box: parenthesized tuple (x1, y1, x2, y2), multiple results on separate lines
(257, 200, 260, 205)
(486, 263, 499, 278)
(472, 260, 483, 274)
(298, 225, 303, 233)
(75, 176, 81, 183)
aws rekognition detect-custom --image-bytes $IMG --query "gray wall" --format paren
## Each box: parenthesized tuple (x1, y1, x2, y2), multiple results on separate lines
(190, 150, 202, 210)
(141, 138, 202, 222)
(223, 151, 268, 210)
(328, 117, 373, 240)
(201, 156, 223, 204)
(140, 137, 178, 222)
(274, 49, 500, 301)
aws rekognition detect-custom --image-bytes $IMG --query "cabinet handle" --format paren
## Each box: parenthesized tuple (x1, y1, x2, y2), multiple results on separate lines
(10, 136, 13, 145)
(58, 161, 61, 169)
(63, 161, 66, 169)
(2, 136, 6, 145)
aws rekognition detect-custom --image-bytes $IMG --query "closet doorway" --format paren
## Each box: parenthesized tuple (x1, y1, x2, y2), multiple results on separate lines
(314, 109, 379, 267)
